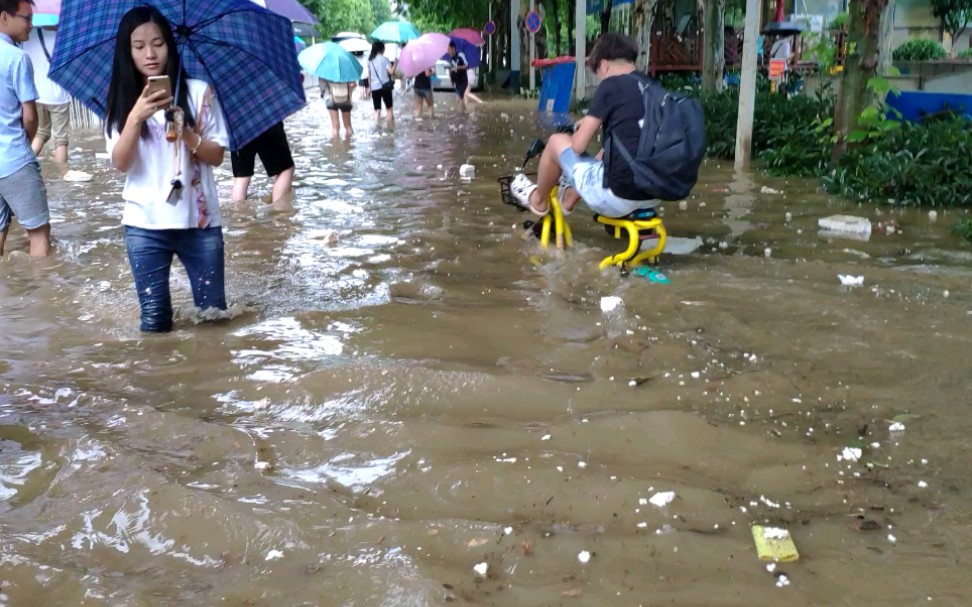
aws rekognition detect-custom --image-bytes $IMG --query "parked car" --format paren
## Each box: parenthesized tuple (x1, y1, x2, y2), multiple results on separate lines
(432, 60, 480, 92)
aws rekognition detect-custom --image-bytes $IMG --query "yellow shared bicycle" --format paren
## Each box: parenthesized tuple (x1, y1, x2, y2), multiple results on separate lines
(498, 137, 670, 282)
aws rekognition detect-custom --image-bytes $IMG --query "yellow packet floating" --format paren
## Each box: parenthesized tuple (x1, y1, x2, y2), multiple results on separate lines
(751, 525, 800, 562)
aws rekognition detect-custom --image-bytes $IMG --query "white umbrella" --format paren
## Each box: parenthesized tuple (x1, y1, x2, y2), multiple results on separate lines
(338, 37, 372, 53)
(332, 31, 366, 41)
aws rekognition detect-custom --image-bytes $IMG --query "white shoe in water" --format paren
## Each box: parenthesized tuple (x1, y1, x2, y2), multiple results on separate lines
(509, 173, 546, 216)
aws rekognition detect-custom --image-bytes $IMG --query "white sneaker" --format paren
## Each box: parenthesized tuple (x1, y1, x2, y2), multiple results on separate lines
(509, 174, 546, 216)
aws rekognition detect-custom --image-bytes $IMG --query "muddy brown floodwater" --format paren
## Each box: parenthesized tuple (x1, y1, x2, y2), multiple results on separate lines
(1, 90, 971, 607)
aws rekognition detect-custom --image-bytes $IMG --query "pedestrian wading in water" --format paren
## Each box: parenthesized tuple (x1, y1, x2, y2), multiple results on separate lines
(105, 6, 230, 332)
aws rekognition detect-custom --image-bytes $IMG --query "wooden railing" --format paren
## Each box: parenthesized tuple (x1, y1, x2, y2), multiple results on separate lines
(649, 28, 778, 73)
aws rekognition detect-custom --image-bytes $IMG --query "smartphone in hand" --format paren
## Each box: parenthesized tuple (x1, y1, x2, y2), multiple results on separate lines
(147, 75, 172, 98)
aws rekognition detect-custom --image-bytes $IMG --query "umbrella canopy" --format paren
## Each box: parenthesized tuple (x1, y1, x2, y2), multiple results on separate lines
(370, 20, 420, 43)
(444, 37, 482, 69)
(449, 28, 484, 47)
(32, 0, 60, 26)
(294, 36, 307, 53)
(49, 0, 305, 150)
(332, 31, 366, 41)
(338, 37, 372, 54)
(298, 42, 360, 83)
(398, 33, 450, 78)
(249, 0, 318, 25)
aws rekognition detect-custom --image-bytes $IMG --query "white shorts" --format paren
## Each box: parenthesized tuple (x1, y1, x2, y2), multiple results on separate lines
(557, 148, 657, 218)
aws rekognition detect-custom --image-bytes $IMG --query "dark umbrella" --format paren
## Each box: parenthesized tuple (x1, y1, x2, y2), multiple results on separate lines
(49, 0, 305, 150)
(444, 37, 482, 69)
(762, 0, 805, 37)
(252, 0, 317, 26)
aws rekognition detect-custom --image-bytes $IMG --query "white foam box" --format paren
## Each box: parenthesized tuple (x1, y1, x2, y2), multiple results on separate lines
(817, 215, 871, 235)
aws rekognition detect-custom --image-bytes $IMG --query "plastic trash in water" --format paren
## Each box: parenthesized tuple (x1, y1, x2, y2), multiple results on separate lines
(600, 296, 623, 312)
(818, 215, 872, 236)
(631, 267, 671, 284)
(63, 170, 93, 182)
(751, 525, 800, 562)
(459, 164, 475, 180)
(838, 274, 864, 287)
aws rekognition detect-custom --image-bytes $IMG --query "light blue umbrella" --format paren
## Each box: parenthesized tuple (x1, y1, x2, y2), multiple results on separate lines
(298, 42, 361, 83)
(294, 36, 306, 53)
(370, 20, 420, 43)
(33, 14, 59, 26)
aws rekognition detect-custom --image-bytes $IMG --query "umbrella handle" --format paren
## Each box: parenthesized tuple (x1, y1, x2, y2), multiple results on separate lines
(173, 39, 187, 104)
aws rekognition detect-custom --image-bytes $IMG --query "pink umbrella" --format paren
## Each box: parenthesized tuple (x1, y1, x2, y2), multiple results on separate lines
(449, 28, 485, 47)
(34, 0, 60, 14)
(398, 32, 450, 78)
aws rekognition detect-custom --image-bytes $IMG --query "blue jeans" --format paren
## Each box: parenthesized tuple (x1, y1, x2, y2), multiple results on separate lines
(125, 226, 227, 332)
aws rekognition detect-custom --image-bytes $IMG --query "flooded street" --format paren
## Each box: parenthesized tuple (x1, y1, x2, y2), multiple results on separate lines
(2, 90, 972, 606)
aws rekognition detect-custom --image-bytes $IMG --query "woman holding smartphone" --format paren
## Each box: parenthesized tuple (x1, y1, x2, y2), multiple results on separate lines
(105, 6, 230, 332)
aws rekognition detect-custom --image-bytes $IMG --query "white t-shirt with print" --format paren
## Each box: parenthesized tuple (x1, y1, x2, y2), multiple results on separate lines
(106, 79, 230, 230)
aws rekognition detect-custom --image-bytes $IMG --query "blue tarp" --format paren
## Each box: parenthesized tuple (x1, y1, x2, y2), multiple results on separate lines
(886, 91, 972, 122)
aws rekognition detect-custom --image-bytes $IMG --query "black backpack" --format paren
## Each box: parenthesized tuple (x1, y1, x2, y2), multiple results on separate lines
(605, 75, 706, 201)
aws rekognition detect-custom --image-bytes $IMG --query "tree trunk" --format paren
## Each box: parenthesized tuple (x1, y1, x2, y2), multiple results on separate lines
(878, 0, 895, 74)
(550, 0, 561, 55)
(601, 0, 614, 35)
(567, 3, 580, 54)
(833, 0, 888, 159)
(633, 0, 659, 72)
(702, 0, 726, 92)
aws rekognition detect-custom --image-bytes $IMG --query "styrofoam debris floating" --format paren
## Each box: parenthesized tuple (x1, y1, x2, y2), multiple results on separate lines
(577, 550, 591, 563)
(600, 296, 623, 312)
(459, 164, 476, 179)
(63, 170, 93, 182)
(648, 491, 676, 507)
(473, 562, 488, 576)
(760, 186, 782, 195)
(818, 215, 872, 236)
(838, 447, 862, 462)
(928, 210, 937, 221)
(888, 422, 905, 433)
(265, 550, 284, 561)
(838, 274, 864, 287)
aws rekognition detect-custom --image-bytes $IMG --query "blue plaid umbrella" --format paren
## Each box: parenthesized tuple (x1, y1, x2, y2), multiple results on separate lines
(298, 42, 360, 83)
(48, 0, 305, 150)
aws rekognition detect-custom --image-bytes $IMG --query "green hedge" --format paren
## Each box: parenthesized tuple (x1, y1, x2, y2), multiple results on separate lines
(701, 86, 834, 177)
(824, 116, 972, 207)
(697, 84, 971, 207)
(893, 39, 947, 61)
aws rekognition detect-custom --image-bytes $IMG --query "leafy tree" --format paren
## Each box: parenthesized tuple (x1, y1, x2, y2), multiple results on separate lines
(931, 0, 972, 57)
(302, 0, 375, 37)
(396, 0, 492, 33)
(833, 0, 889, 157)
(370, 0, 393, 28)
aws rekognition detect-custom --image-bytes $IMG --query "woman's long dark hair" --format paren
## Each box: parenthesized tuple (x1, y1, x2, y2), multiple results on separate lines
(368, 41, 385, 61)
(105, 6, 194, 137)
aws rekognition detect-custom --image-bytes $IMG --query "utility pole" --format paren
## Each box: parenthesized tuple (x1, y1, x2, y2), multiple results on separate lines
(489, 2, 494, 78)
(574, 0, 586, 100)
(512, 0, 521, 92)
(530, 0, 536, 90)
(734, 0, 761, 170)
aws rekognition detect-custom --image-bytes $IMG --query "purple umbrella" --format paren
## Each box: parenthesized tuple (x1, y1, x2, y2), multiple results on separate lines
(444, 37, 482, 69)
(250, 0, 317, 25)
